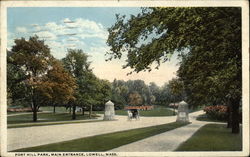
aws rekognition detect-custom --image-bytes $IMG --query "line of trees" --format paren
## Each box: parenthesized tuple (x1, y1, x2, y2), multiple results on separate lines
(111, 79, 185, 109)
(7, 36, 112, 121)
(7, 35, 182, 122)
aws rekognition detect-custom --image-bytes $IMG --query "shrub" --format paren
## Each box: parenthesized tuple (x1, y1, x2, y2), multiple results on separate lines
(203, 105, 228, 121)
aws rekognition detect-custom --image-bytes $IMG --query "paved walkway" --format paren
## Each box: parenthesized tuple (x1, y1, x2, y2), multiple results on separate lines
(8, 114, 177, 151)
(110, 111, 211, 152)
(8, 111, 212, 152)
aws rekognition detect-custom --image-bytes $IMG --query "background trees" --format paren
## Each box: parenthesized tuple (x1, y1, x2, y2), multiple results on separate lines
(107, 7, 242, 133)
(109, 79, 181, 108)
(128, 91, 143, 106)
(148, 82, 161, 105)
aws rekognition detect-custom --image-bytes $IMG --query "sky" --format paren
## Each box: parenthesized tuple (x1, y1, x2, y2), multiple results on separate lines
(7, 7, 179, 86)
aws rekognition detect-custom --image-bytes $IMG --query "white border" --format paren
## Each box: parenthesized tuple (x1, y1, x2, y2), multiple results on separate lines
(0, 0, 249, 157)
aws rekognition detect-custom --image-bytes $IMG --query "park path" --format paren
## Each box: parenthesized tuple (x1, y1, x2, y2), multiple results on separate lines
(110, 111, 213, 152)
(8, 113, 177, 151)
(7, 111, 210, 152)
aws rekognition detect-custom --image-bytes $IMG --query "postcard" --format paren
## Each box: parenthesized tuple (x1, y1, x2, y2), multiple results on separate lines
(0, 0, 249, 157)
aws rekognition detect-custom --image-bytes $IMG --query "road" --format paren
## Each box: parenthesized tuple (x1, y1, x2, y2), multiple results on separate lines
(8, 113, 179, 151)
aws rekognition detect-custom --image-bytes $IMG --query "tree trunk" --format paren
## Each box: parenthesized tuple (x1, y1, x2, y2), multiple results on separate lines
(72, 104, 76, 120)
(227, 103, 232, 128)
(231, 98, 240, 134)
(89, 105, 92, 118)
(82, 107, 85, 115)
(69, 106, 71, 114)
(32, 100, 38, 122)
(31, 88, 37, 122)
(53, 104, 56, 114)
(33, 109, 37, 122)
(173, 98, 176, 115)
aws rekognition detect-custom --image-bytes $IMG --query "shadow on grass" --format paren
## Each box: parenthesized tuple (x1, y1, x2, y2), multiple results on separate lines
(175, 124, 242, 151)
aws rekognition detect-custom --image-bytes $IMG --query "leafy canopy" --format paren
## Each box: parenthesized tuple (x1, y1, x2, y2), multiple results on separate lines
(107, 7, 241, 74)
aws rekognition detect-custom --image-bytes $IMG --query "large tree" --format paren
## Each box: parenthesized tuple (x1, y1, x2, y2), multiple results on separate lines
(40, 59, 77, 113)
(107, 7, 241, 133)
(62, 49, 98, 119)
(7, 51, 30, 107)
(9, 36, 52, 121)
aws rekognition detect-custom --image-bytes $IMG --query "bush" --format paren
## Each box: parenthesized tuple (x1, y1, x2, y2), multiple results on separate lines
(203, 105, 228, 121)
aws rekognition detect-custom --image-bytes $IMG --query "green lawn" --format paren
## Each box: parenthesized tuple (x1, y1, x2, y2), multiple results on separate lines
(40, 106, 69, 113)
(8, 120, 102, 129)
(8, 112, 99, 125)
(176, 124, 242, 151)
(95, 106, 174, 117)
(196, 114, 227, 123)
(13, 121, 189, 152)
(7, 112, 31, 115)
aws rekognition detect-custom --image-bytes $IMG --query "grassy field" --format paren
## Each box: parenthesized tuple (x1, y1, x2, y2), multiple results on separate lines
(196, 114, 227, 123)
(8, 120, 102, 129)
(176, 124, 242, 151)
(8, 112, 99, 125)
(7, 112, 31, 115)
(40, 106, 68, 113)
(13, 121, 189, 152)
(95, 105, 175, 117)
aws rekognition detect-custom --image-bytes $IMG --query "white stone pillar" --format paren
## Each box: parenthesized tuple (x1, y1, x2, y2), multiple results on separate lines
(103, 100, 115, 120)
(176, 101, 189, 122)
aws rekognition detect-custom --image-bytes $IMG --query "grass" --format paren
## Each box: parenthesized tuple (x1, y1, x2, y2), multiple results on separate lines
(176, 124, 242, 151)
(7, 112, 31, 115)
(8, 120, 102, 129)
(13, 121, 189, 152)
(196, 114, 226, 123)
(7, 106, 68, 115)
(8, 112, 99, 125)
(40, 106, 69, 113)
(95, 106, 174, 117)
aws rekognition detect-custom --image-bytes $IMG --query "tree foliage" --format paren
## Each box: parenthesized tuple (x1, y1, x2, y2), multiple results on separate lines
(38, 59, 77, 109)
(128, 91, 143, 106)
(9, 36, 53, 121)
(168, 78, 185, 102)
(62, 49, 111, 117)
(107, 7, 242, 133)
